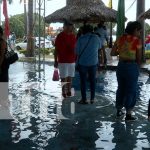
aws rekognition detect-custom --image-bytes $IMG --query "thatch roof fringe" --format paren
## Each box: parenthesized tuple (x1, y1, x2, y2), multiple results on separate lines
(140, 9, 150, 19)
(45, 0, 118, 23)
(67, 0, 105, 6)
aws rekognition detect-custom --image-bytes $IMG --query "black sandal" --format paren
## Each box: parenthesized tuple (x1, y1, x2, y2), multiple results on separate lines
(90, 100, 94, 104)
(78, 100, 88, 104)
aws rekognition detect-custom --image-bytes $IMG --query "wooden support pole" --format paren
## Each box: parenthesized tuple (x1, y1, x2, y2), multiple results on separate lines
(136, 0, 145, 63)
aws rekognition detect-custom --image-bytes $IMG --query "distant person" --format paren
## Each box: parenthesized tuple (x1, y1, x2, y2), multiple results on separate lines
(10, 32, 16, 49)
(145, 43, 150, 51)
(11, 32, 16, 43)
(145, 35, 150, 45)
(23, 35, 27, 42)
(111, 21, 142, 121)
(145, 35, 150, 51)
(95, 21, 109, 66)
(75, 25, 101, 104)
(54, 21, 76, 98)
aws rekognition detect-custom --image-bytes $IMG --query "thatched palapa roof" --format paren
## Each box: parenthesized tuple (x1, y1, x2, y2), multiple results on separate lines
(139, 9, 150, 19)
(45, 0, 117, 23)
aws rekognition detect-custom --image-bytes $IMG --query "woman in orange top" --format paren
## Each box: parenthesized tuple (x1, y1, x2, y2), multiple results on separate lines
(111, 21, 142, 121)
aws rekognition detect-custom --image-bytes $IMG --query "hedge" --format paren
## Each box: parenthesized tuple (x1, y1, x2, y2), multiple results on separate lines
(18, 48, 55, 56)
(145, 50, 150, 59)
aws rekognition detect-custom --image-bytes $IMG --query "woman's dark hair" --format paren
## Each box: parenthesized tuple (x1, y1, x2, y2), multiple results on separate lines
(77, 26, 84, 39)
(63, 20, 73, 27)
(82, 24, 93, 34)
(125, 21, 142, 35)
(97, 21, 104, 28)
(0, 26, 3, 35)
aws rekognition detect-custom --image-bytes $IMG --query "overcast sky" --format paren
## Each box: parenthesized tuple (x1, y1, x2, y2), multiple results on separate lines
(1, 0, 150, 28)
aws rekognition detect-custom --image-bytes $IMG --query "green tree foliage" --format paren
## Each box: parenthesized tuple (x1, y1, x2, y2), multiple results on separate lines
(145, 22, 150, 36)
(33, 13, 47, 37)
(2, 13, 47, 39)
(0, 0, 13, 4)
(9, 14, 24, 38)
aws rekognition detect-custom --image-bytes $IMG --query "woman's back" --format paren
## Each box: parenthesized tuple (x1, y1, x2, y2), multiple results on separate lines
(116, 34, 141, 61)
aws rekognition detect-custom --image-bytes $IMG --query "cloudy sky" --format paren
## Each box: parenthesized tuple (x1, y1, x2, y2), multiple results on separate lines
(1, 0, 150, 28)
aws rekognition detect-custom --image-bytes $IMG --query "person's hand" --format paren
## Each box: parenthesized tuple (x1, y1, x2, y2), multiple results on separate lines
(54, 61, 58, 68)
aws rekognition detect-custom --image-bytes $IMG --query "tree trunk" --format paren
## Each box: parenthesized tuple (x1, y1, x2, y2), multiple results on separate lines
(24, 0, 27, 35)
(27, 0, 34, 57)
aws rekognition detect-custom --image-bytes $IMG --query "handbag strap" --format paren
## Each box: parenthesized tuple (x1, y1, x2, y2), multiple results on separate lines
(0, 38, 8, 54)
(0, 38, 15, 53)
(77, 35, 92, 62)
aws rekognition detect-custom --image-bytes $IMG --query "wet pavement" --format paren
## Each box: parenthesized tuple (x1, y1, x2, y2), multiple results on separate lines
(0, 62, 150, 150)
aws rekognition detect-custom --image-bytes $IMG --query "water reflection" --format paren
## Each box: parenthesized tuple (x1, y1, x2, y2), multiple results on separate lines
(45, 98, 100, 149)
(26, 71, 37, 82)
(111, 122, 138, 150)
(0, 62, 149, 149)
(96, 121, 115, 149)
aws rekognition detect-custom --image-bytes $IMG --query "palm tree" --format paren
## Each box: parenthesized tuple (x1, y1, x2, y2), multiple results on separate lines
(26, 0, 34, 57)
(20, 0, 27, 35)
(20, 0, 34, 57)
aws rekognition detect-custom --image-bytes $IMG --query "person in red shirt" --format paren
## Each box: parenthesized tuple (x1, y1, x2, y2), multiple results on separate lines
(54, 21, 76, 98)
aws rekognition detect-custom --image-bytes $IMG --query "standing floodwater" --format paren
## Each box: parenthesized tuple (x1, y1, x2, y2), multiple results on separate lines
(0, 62, 150, 150)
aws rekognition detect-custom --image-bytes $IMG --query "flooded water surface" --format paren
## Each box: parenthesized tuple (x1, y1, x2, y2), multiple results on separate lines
(0, 62, 150, 150)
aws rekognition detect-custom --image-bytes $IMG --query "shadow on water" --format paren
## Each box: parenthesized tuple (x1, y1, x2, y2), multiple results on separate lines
(0, 62, 150, 150)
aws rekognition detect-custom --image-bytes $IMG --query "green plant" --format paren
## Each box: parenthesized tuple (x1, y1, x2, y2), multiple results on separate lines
(49, 48, 55, 55)
(145, 50, 150, 59)
(35, 48, 51, 55)
(19, 49, 27, 55)
(18, 47, 55, 57)
(42, 48, 51, 55)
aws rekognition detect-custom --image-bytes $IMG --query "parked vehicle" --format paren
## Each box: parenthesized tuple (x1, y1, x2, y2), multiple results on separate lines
(15, 39, 28, 50)
(15, 37, 53, 50)
(35, 37, 53, 49)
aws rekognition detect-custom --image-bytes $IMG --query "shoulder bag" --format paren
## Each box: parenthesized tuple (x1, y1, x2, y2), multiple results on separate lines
(5, 41, 19, 65)
(76, 35, 92, 71)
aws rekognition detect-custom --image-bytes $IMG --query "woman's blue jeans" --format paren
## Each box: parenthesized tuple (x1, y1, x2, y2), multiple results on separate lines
(78, 65, 97, 101)
(116, 61, 139, 111)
